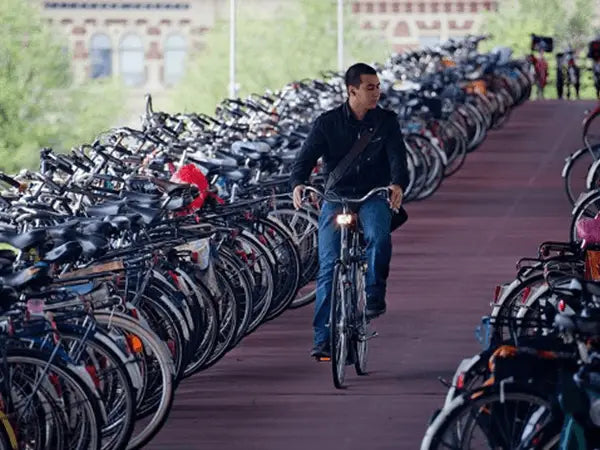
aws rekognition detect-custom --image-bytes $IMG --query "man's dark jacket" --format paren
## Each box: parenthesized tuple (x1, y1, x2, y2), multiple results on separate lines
(289, 102, 410, 196)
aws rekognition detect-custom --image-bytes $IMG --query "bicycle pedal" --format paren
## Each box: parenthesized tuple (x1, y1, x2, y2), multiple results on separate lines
(315, 356, 331, 362)
(358, 331, 378, 342)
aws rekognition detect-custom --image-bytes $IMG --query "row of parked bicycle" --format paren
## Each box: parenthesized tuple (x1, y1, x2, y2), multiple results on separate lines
(420, 100, 600, 448)
(0, 35, 529, 450)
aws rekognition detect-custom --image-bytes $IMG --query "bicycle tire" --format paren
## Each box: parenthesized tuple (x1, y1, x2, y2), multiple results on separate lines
(421, 384, 553, 450)
(93, 311, 175, 450)
(330, 263, 349, 389)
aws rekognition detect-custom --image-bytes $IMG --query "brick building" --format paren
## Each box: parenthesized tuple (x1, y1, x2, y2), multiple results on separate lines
(35, 0, 501, 94)
(353, 0, 499, 52)
(36, 0, 220, 92)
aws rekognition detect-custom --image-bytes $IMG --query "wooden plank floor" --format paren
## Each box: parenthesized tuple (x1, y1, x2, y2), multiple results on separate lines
(148, 100, 592, 450)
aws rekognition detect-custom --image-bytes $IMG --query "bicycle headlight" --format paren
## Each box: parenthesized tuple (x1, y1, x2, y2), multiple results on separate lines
(336, 213, 354, 226)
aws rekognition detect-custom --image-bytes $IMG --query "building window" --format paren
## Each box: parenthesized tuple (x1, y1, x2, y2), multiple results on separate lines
(89, 33, 112, 78)
(418, 35, 440, 48)
(119, 33, 145, 86)
(164, 34, 187, 86)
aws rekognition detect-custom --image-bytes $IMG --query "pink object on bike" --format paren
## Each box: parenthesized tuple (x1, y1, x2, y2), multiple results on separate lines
(576, 217, 600, 245)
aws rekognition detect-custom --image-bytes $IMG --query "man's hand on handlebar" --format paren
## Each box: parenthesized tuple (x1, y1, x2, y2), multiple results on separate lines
(293, 184, 305, 210)
(388, 184, 403, 210)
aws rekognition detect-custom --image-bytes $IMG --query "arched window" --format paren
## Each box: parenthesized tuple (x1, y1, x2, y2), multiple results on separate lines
(164, 34, 187, 86)
(119, 33, 145, 86)
(90, 33, 112, 79)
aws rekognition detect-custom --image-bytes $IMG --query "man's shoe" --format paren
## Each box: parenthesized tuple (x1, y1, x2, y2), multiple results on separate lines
(366, 297, 386, 320)
(310, 341, 331, 359)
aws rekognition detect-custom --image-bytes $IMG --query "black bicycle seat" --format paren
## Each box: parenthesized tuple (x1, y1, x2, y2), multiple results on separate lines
(44, 220, 81, 239)
(43, 241, 83, 265)
(120, 190, 161, 203)
(150, 177, 197, 197)
(52, 230, 109, 259)
(0, 250, 16, 262)
(103, 214, 143, 232)
(278, 151, 297, 163)
(0, 257, 14, 272)
(80, 220, 117, 237)
(123, 196, 162, 209)
(124, 204, 162, 225)
(0, 229, 49, 251)
(0, 265, 47, 289)
(223, 168, 251, 182)
(232, 140, 271, 154)
(86, 200, 126, 217)
(76, 235, 109, 259)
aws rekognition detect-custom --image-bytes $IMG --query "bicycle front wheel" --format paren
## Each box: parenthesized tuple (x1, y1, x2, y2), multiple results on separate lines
(330, 263, 349, 389)
(353, 262, 369, 376)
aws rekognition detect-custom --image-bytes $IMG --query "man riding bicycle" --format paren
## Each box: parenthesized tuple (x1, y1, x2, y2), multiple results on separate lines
(290, 63, 409, 358)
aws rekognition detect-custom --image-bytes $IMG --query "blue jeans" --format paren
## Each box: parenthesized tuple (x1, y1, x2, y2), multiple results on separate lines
(313, 195, 392, 346)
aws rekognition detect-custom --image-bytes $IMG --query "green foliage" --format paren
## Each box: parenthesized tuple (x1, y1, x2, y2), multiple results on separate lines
(479, 0, 598, 99)
(0, 0, 124, 173)
(170, 0, 390, 114)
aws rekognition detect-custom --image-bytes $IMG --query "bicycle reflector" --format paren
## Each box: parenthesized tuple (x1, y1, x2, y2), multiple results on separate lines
(336, 213, 353, 226)
(127, 334, 144, 354)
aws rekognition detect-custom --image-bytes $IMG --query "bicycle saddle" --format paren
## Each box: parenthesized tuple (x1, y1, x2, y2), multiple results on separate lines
(222, 168, 251, 182)
(86, 200, 126, 217)
(42, 220, 81, 239)
(0, 258, 13, 272)
(0, 229, 49, 251)
(120, 190, 161, 203)
(43, 241, 83, 265)
(192, 157, 237, 170)
(232, 140, 271, 154)
(123, 204, 162, 225)
(0, 265, 48, 289)
(80, 220, 117, 237)
(103, 214, 143, 232)
(150, 177, 197, 197)
(277, 151, 297, 163)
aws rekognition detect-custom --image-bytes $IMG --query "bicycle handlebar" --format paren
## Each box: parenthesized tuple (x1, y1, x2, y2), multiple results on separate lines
(303, 186, 390, 205)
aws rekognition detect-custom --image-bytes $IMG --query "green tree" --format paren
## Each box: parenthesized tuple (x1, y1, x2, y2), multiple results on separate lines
(0, 0, 124, 172)
(479, 0, 598, 98)
(170, 0, 390, 114)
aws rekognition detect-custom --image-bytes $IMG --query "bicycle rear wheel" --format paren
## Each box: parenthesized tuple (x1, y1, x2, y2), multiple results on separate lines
(330, 263, 349, 389)
(421, 384, 554, 450)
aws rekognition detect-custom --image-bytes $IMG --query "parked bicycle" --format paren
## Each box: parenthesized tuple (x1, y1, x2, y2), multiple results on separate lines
(0, 34, 531, 447)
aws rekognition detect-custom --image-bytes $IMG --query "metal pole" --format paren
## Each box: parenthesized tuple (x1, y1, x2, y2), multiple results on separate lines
(229, 0, 237, 98)
(337, 0, 344, 71)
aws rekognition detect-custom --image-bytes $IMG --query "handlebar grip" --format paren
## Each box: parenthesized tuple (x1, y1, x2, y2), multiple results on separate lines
(0, 173, 22, 189)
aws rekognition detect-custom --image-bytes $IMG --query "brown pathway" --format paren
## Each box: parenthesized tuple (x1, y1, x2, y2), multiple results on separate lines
(148, 100, 592, 450)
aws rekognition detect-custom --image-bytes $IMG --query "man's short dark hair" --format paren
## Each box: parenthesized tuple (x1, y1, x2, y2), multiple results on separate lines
(344, 63, 377, 89)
